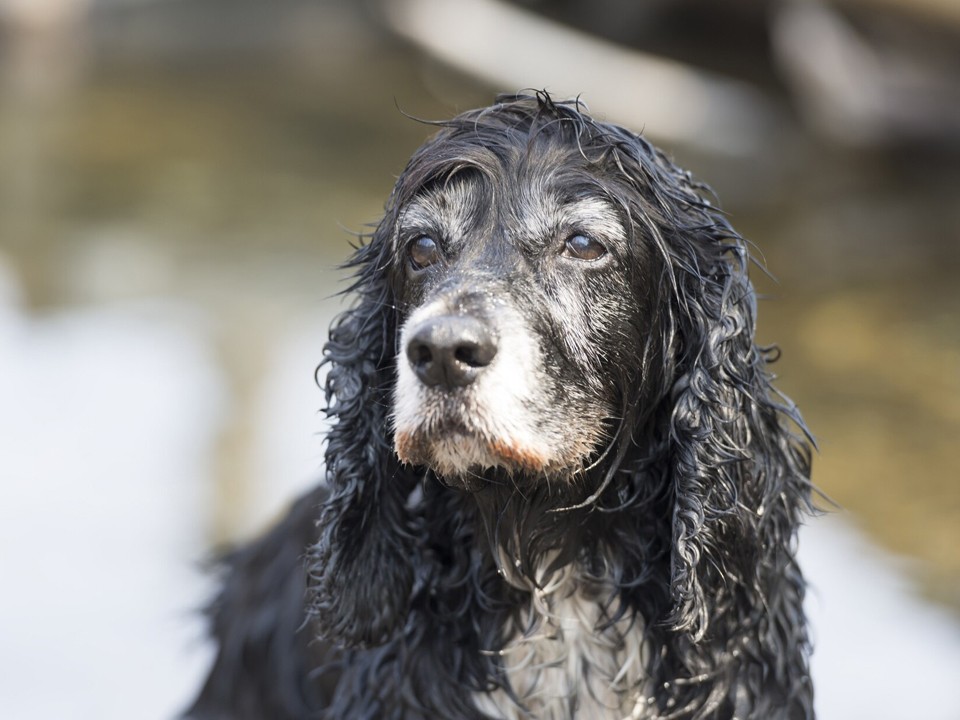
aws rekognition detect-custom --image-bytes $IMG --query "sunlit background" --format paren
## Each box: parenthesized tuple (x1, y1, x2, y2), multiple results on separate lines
(1, 0, 958, 718)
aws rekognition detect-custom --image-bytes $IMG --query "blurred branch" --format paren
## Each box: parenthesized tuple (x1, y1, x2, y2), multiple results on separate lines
(387, 0, 960, 149)
(832, 0, 960, 28)
(771, 0, 960, 146)
(379, 0, 780, 155)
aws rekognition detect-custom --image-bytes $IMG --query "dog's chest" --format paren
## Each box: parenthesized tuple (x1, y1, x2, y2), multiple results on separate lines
(474, 568, 646, 720)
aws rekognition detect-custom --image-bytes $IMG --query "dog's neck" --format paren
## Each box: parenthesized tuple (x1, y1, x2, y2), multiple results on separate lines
(417, 463, 667, 718)
(473, 554, 648, 720)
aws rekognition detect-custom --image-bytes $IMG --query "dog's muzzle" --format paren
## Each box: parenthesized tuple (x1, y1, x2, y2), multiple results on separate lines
(405, 315, 498, 389)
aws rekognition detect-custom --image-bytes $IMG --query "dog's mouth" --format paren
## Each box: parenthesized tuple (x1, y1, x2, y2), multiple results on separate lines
(391, 378, 614, 486)
(394, 419, 552, 482)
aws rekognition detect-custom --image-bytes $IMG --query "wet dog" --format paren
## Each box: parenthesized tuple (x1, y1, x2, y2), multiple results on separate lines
(187, 92, 815, 720)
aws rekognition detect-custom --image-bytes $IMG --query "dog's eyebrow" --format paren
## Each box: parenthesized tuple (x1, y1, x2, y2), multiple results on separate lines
(395, 176, 486, 244)
(396, 201, 438, 231)
(516, 194, 626, 252)
(556, 197, 625, 240)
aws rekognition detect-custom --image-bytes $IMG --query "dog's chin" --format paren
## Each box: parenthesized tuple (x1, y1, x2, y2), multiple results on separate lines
(394, 424, 560, 489)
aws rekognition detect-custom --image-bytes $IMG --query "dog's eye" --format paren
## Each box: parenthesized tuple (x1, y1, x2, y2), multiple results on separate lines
(563, 234, 607, 261)
(409, 236, 441, 270)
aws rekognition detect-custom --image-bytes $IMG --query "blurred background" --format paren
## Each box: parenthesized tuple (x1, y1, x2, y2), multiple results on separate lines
(0, 0, 958, 718)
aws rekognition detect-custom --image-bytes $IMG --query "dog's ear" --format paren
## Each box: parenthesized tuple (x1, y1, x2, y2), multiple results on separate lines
(658, 187, 813, 643)
(306, 222, 419, 649)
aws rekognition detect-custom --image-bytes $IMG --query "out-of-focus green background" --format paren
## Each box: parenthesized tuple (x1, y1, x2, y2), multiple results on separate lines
(1, 1, 958, 718)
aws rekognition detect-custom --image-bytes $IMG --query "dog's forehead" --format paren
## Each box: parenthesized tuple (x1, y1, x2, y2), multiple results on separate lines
(396, 148, 626, 249)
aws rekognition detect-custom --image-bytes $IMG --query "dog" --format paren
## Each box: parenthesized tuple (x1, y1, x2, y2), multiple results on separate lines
(186, 92, 815, 719)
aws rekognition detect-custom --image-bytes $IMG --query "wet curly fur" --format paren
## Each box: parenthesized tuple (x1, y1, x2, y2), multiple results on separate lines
(186, 93, 815, 719)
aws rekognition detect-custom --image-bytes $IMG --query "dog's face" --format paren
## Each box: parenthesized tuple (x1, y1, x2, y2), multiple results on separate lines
(312, 98, 813, 687)
(389, 138, 655, 485)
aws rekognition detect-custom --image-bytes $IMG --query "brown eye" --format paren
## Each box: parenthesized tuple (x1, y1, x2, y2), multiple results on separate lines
(563, 234, 606, 261)
(409, 236, 440, 270)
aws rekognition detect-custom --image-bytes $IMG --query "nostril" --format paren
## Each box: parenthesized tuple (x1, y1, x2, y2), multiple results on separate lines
(412, 342, 433, 367)
(454, 339, 496, 368)
(454, 342, 479, 366)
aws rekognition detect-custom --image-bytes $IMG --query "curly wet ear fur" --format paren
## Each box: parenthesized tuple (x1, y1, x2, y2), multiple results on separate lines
(306, 223, 420, 648)
(567, 121, 813, 644)
(589, 138, 817, 670)
(655, 191, 813, 644)
(589, 135, 814, 712)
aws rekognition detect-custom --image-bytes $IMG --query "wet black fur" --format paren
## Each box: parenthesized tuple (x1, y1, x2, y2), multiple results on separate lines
(186, 93, 815, 719)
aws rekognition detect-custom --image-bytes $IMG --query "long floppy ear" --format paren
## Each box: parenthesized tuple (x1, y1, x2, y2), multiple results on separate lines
(306, 223, 420, 648)
(662, 192, 813, 643)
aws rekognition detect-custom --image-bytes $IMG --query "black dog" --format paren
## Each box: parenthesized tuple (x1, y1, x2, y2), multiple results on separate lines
(187, 92, 815, 719)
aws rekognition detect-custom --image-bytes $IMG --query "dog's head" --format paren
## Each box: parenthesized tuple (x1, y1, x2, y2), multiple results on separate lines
(310, 93, 812, 650)
(388, 110, 666, 486)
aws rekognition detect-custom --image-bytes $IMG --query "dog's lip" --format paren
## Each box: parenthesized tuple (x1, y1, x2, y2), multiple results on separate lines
(416, 416, 473, 437)
(394, 421, 551, 474)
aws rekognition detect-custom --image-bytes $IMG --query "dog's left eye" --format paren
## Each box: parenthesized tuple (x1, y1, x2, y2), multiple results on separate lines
(563, 234, 607, 261)
(409, 236, 441, 270)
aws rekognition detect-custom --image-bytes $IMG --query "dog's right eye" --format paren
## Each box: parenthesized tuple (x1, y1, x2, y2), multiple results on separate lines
(409, 236, 441, 270)
(563, 234, 607, 262)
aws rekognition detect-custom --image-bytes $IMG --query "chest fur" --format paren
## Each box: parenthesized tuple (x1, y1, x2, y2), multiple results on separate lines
(474, 566, 647, 720)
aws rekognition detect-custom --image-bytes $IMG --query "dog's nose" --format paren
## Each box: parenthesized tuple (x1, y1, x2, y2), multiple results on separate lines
(406, 316, 497, 388)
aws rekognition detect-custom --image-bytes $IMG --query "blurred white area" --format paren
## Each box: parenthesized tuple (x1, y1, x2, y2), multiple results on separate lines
(801, 514, 960, 719)
(246, 311, 331, 530)
(0, 263, 222, 720)
(1, 253, 959, 719)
